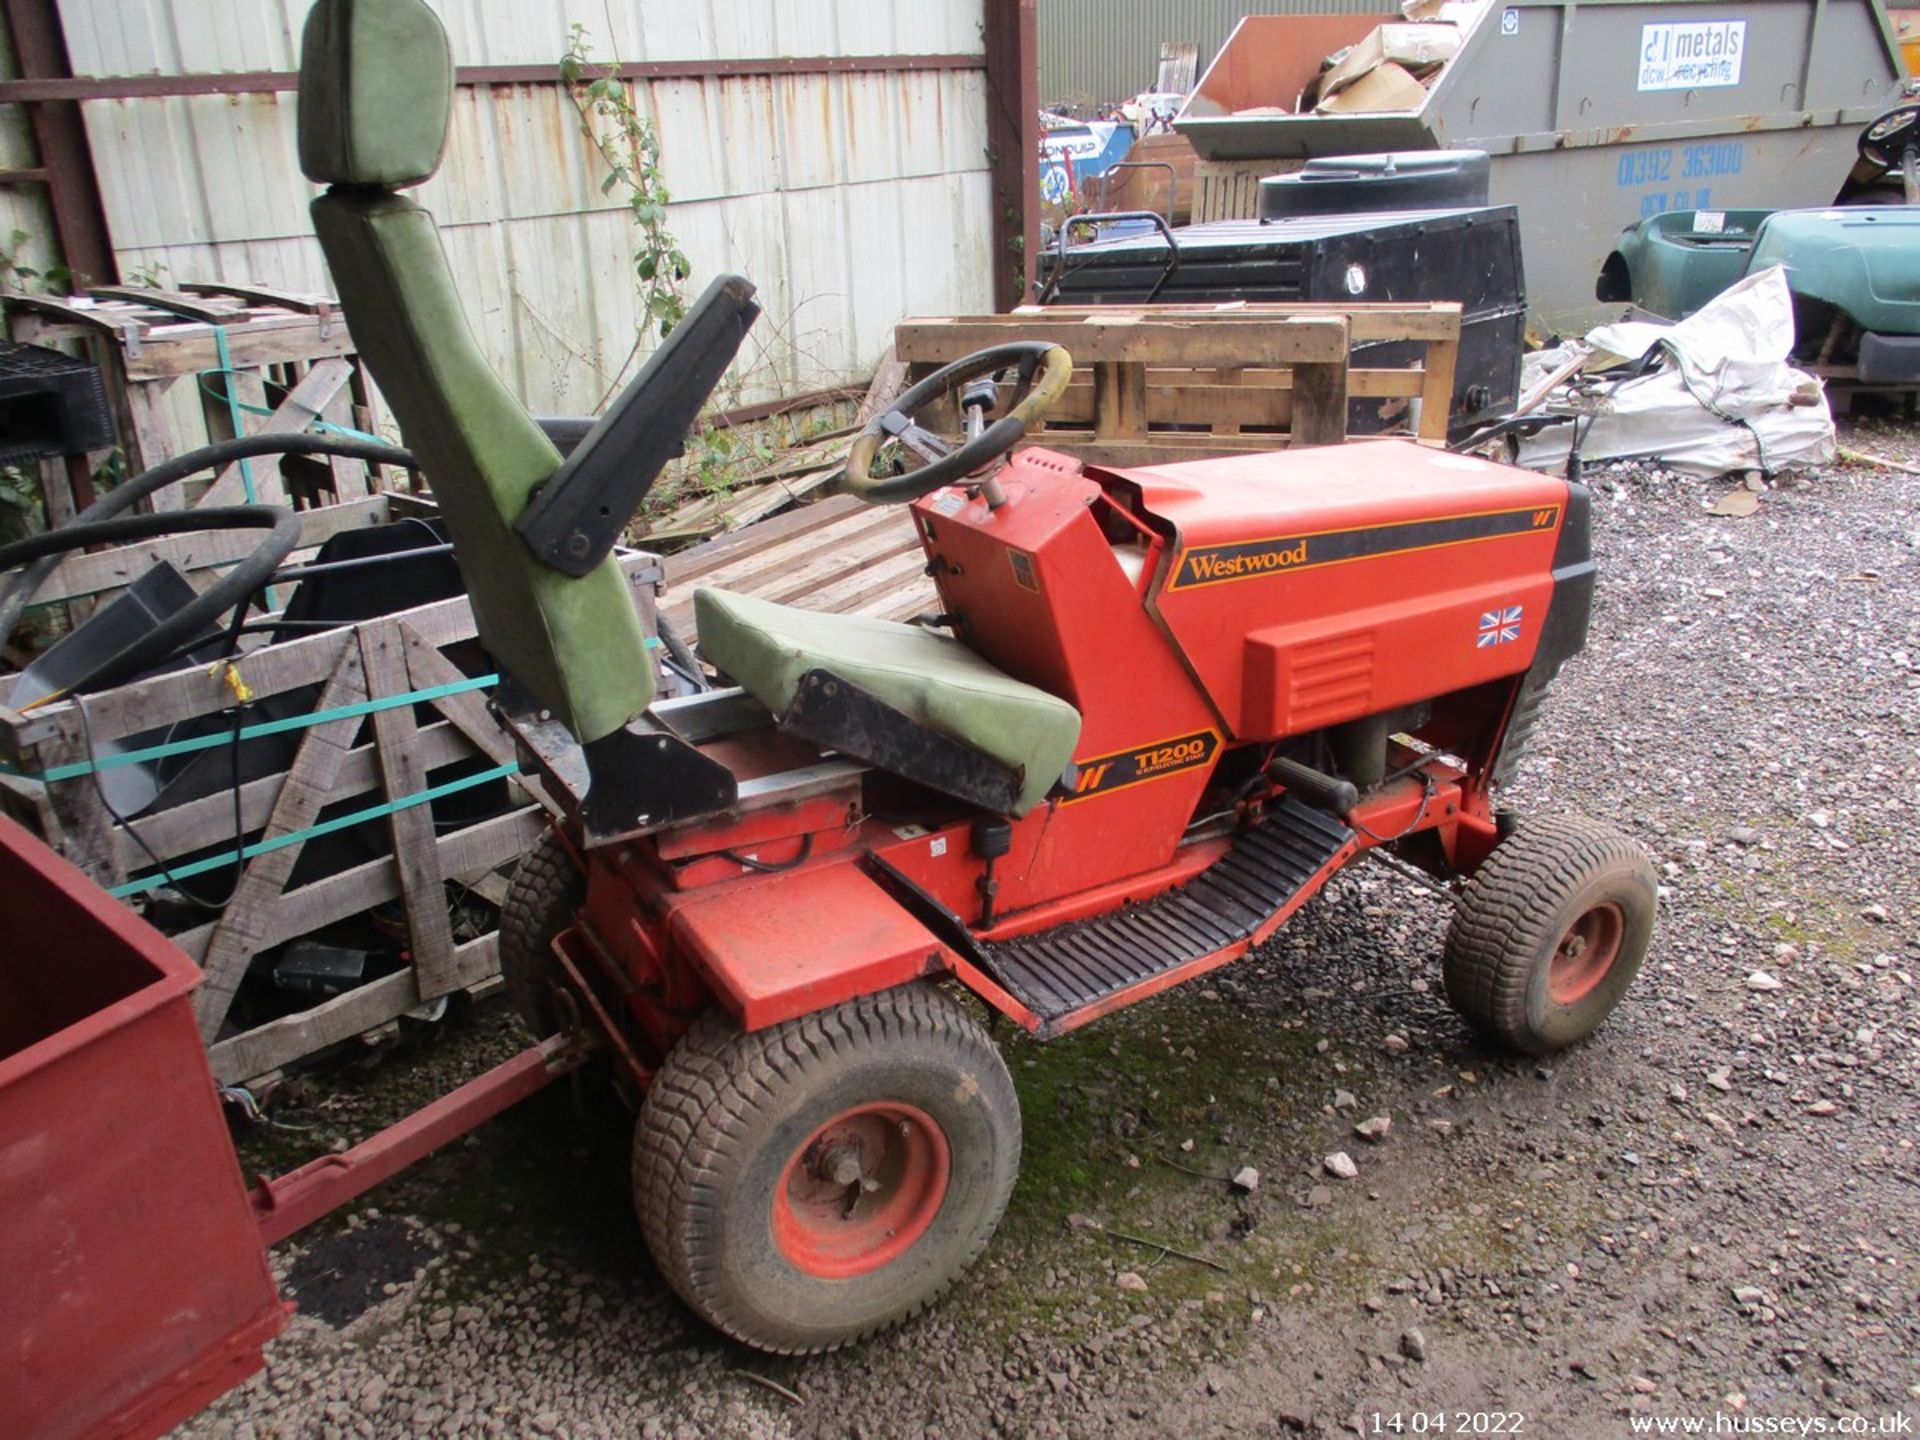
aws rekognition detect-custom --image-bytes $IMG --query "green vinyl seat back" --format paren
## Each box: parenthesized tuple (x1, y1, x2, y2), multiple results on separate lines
(297, 0, 653, 745)
(694, 588, 1082, 816)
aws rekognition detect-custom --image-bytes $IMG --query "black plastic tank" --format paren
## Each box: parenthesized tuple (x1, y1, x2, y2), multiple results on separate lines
(1258, 150, 1491, 221)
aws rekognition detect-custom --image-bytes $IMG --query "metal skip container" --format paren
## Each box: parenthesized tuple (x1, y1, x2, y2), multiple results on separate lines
(1175, 0, 1907, 331)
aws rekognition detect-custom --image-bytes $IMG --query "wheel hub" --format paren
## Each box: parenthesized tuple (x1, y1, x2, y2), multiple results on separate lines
(1548, 901, 1625, 1005)
(772, 1102, 951, 1279)
(818, 1145, 866, 1189)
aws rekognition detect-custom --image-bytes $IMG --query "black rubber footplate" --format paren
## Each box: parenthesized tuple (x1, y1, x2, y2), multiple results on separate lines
(987, 797, 1353, 1024)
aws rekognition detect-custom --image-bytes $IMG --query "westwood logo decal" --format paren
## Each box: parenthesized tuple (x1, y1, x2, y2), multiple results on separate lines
(1170, 506, 1560, 591)
(1184, 541, 1309, 584)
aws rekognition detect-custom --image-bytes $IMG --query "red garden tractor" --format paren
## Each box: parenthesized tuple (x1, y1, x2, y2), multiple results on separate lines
(71, 0, 1660, 1360)
(498, 394, 1661, 1354)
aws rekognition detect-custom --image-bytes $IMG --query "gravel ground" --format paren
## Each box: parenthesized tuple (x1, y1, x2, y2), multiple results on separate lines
(181, 418, 1920, 1440)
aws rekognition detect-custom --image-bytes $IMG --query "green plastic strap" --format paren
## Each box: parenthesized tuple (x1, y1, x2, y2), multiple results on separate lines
(109, 759, 521, 899)
(197, 362, 386, 446)
(212, 328, 259, 506)
(5, 637, 660, 780)
(209, 325, 284, 609)
(3, 673, 499, 784)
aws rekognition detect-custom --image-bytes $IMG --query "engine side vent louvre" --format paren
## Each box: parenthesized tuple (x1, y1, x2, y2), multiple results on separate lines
(1288, 631, 1376, 731)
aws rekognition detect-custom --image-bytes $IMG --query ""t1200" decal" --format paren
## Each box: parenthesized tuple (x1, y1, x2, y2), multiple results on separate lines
(1064, 729, 1221, 803)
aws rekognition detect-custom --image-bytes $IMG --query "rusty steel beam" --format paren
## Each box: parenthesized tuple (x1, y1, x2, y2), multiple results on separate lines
(249, 1034, 578, 1248)
(982, 0, 1040, 308)
(0, 52, 985, 104)
(0, 0, 116, 286)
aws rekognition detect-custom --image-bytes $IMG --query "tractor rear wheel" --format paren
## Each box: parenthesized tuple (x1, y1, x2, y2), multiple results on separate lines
(1442, 815, 1656, 1055)
(633, 984, 1021, 1353)
(498, 830, 584, 1038)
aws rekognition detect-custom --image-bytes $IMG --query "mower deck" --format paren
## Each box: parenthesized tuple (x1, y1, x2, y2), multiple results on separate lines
(984, 796, 1355, 1033)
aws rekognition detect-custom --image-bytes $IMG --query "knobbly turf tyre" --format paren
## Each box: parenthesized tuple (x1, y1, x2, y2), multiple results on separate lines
(633, 983, 1022, 1354)
(498, 830, 585, 1038)
(1442, 815, 1657, 1056)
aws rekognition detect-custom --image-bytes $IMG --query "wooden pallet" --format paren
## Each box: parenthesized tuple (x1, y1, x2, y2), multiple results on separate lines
(1028, 300, 1465, 445)
(0, 537, 661, 1087)
(19, 488, 440, 614)
(661, 493, 935, 642)
(6, 282, 389, 515)
(896, 302, 1462, 461)
(658, 303, 1464, 635)
(1192, 157, 1303, 224)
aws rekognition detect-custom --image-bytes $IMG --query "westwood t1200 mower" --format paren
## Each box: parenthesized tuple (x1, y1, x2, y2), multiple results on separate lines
(18, 0, 1659, 1360)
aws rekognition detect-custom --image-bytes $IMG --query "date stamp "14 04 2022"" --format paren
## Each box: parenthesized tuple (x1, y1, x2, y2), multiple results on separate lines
(1369, 1415, 1526, 1435)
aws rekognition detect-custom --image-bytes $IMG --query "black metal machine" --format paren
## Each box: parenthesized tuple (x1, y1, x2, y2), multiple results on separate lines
(1038, 151, 1527, 435)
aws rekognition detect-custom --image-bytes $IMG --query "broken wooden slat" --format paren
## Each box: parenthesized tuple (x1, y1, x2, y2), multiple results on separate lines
(197, 356, 354, 508)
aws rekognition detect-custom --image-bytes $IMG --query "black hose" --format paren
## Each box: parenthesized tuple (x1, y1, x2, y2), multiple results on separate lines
(1446, 413, 1562, 454)
(271, 541, 455, 584)
(0, 432, 417, 641)
(2, 505, 303, 703)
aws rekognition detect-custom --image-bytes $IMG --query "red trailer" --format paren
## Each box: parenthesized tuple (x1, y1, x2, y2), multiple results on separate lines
(0, 814, 578, 1439)
(0, 814, 283, 1439)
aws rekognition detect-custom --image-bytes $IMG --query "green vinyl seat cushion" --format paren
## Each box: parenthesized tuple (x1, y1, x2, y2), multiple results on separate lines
(298, 0, 453, 189)
(299, 0, 655, 747)
(309, 192, 655, 744)
(694, 588, 1082, 816)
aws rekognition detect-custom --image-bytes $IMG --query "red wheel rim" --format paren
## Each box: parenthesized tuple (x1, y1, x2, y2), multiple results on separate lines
(771, 1102, 951, 1279)
(1548, 901, 1625, 1005)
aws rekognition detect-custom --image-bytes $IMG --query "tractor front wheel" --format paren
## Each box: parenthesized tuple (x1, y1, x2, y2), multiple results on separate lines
(633, 984, 1021, 1353)
(1442, 815, 1656, 1054)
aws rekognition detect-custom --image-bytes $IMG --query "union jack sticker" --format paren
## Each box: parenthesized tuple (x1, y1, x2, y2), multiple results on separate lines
(1478, 605, 1524, 648)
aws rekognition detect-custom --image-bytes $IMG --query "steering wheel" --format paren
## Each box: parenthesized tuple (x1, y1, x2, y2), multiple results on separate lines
(1860, 102, 1920, 171)
(842, 342, 1073, 504)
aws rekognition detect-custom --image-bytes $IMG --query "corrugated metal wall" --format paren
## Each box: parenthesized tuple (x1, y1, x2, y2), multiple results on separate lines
(1040, 0, 1391, 109)
(51, 0, 991, 412)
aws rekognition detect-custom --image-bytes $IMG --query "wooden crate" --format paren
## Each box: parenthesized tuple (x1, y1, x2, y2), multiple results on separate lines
(0, 528, 663, 1087)
(896, 302, 1462, 461)
(6, 282, 391, 518)
(19, 488, 440, 617)
(660, 492, 936, 644)
(1193, 157, 1301, 224)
